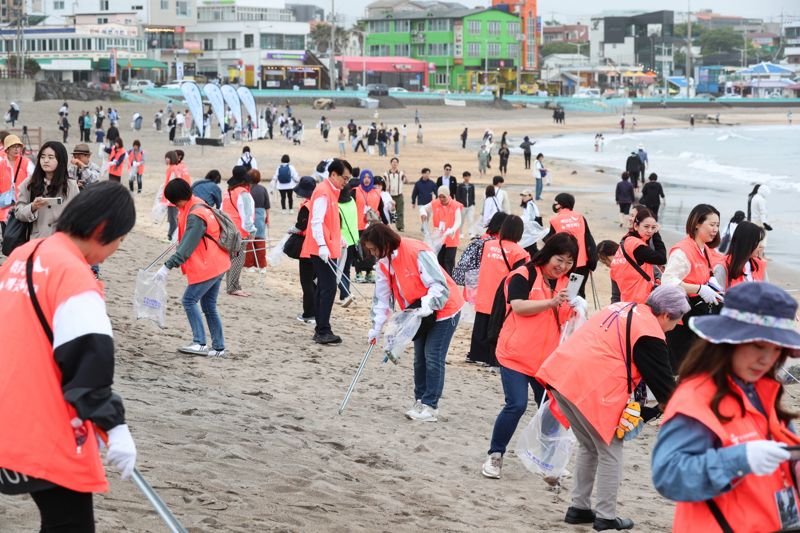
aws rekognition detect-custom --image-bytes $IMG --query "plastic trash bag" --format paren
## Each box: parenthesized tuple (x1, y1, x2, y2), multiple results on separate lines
(460, 302, 476, 325)
(134, 269, 167, 328)
(559, 300, 588, 345)
(151, 186, 167, 224)
(464, 269, 479, 302)
(515, 394, 576, 480)
(423, 228, 445, 255)
(382, 310, 423, 364)
(267, 234, 290, 267)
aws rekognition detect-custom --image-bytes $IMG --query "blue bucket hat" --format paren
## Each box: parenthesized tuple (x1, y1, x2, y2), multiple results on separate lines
(294, 176, 317, 199)
(689, 282, 800, 353)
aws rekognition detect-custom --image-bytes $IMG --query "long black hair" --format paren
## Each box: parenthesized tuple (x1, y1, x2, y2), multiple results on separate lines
(29, 141, 69, 200)
(726, 221, 765, 286)
(747, 184, 761, 221)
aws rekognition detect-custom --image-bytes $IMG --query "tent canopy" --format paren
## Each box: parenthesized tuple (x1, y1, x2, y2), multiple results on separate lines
(95, 58, 168, 70)
(739, 62, 794, 76)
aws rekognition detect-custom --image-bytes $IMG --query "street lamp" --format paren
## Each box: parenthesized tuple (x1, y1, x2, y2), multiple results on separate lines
(329, 0, 336, 91)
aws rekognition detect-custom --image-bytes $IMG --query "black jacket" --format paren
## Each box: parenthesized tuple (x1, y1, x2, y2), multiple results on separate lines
(436, 175, 457, 198)
(456, 182, 475, 207)
(625, 154, 642, 174)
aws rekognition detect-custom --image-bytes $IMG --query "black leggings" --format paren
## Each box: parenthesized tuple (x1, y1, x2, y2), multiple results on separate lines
(279, 189, 294, 210)
(31, 485, 95, 532)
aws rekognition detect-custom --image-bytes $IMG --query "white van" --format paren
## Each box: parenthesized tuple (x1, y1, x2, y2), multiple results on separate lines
(574, 87, 601, 98)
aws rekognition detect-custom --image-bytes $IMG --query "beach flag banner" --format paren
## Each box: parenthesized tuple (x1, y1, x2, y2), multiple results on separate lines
(221, 84, 243, 132)
(180, 82, 204, 138)
(237, 86, 259, 129)
(109, 49, 118, 78)
(203, 83, 226, 134)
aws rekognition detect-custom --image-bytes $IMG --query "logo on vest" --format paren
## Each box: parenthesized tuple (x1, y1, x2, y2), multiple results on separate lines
(729, 430, 760, 445)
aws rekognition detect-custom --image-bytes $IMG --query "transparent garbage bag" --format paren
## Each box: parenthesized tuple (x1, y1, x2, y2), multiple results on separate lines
(267, 234, 290, 267)
(382, 310, 423, 364)
(423, 228, 445, 255)
(134, 269, 168, 328)
(515, 393, 576, 481)
(459, 302, 476, 326)
(151, 186, 167, 224)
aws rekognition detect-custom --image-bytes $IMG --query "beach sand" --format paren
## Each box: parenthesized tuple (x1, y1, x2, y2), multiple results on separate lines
(1, 99, 796, 531)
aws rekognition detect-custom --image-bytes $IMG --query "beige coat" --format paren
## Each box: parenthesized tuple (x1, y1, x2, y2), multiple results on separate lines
(15, 177, 80, 239)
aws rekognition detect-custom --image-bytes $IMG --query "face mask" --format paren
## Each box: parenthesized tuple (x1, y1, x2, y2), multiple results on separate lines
(552, 203, 560, 213)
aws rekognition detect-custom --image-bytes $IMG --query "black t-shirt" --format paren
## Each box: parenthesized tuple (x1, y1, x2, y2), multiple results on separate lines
(506, 268, 557, 302)
(250, 183, 270, 210)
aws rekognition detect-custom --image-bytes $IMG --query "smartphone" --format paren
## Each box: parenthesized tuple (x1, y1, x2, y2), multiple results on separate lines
(786, 445, 800, 461)
(42, 197, 63, 205)
(566, 273, 585, 300)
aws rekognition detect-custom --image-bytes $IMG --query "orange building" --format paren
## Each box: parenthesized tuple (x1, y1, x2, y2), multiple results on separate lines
(491, 0, 539, 70)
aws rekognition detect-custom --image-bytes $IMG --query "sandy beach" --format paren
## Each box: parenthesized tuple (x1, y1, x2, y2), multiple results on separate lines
(1, 99, 797, 531)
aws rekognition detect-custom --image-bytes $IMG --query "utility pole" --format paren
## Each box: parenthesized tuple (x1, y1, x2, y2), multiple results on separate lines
(685, 0, 693, 94)
(329, 0, 336, 91)
(743, 31, 748, 67)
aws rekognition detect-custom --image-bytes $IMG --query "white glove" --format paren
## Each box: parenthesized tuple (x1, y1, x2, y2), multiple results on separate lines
(438, 222, 446, 231)
(569, 296, 588, 317)
(698, 284, 724, 305)
(418, 296, 434, 317)
(155, 265, 169, 281)
(368, 327, 381, 344)
(707, 276, 724, 293)
(444, 228, 456, 238)
(745, 440, 789, 476)
(318, 244, 330, 263)
(105, 424, 137, 480)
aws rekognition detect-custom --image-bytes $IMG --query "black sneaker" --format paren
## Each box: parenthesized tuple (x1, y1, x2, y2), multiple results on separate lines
(564, 507, 596, 525)
(593, 517, 634, 531)
(314, 333, 342, 345)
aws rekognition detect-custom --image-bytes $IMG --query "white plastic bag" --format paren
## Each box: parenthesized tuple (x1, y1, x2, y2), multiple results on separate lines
(382, 310, 423, 364)
(560, 301, 588, 345)
(459, 302, 476, 325)
(515, 394, 576, 480)
(423, 228, 445, 255)
(133, 269, 167, 328)
(267, 234, 290, 267)
(151, 186, 167, 224)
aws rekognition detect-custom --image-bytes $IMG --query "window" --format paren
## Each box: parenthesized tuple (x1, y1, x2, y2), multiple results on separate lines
(244, 34, 254, 48)
(97, 17, 108, 23)
(427, 43, 450, 56)
(284, 35, 304, 49)
(99, 0, 108, 10)
(468, 20, 481, 34)
(368, 20, 390, 33)
(508, 22, 520, 36)
(488, 21, 500, 35)
(395, 20, 410, 32)
(227, 38, 236, 50)
(261, 34, 280, 48)
(368, 44, 390, 55)
(203, 38, 213, 51)
(427, 19, 450, 32)
(435, 72, 449, 85)
(176, 0, 188, 16)
(467, 42, 480, 57)
(508, 43, 520, 57)
(395, 43, 410, 56)
(487, 42, 500, 56)
(53, 0, 65, 9)
(160, 0, 169, 9)
(132, 4, 143, 9)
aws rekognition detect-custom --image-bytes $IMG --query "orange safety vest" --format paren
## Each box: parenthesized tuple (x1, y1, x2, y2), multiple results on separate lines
(107, 146, 126, 177)
(475, 240, 529, 314)
(301, 179, 342, 260)
(161, 163, 192, 206)
(127, 148, 144, 175)
(0, 233, 108, 493)
(222, 187, 250, 238)
(669, 236, 713, 293)
(663, 374, 800, 533)
(496, 265, 572, 377)
(354, 187, 381, 230)
(431, 198, 464, 247)
(610, 235, 656, 304)
(179, 197, 232, 284)
(550, 209, 588, 267)
(8, 155, 31, 196)
(721, 256, 766, 289)
(0, 153, 10, 221)
(297, 199, 309, 237)
(536, 302, 665, 444)
(378, 238, 464, 320)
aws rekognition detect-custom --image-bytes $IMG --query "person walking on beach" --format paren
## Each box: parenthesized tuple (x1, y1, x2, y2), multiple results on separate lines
(747, 184, 772, 231)
(411, 168, 437, 234)
(0, 182, 138, 532)
(537, 285, 687, 531)
(636, 145, 648, 186)
(689, 114, 695, 127)
(477, 145, 490, 178)
(482, 186, 500, 227)
(625, 151, 642, 190)
(519, 189, 544, 257)
(652, 282, 800, 533)
(272, 154, 300, 213)
(363, 224, 463, 422)
(615, 172, 636, 228)
(384, 157, 406, 232)
(546, 193, 598, 298)
(712, 221, 766, 289)
(498, 143, 510, 176)
(482, 232, 579, 480)
(460, 127, 468, 149)
(104, 137, 126, 184)
(520, 136, 534, 169)
(127, 140, 145, 194)
(416, 124, 423, 144)
(192, 169, 222, 209)
(237, 146, 257, 171)
(456, 171, 476, 237)
(392, 127, 400, 156)
(337, 183, 358, 307)
(619, 116, 625, 133)
(492, 175, 511, 214)
(436, 163, 457, 199)
(160, 150, 191, 242)
(68, 143, 101, 189)
(427, 186, 463, 275)
(221, 166, 255, 297)
(788, 110, 793, 125)
(301, 158, 353, 345)
(244, 169, 269, 273)
(533, 153, 546, 201)
(157, 179, 230, 357)
(640, 173, 665, 217)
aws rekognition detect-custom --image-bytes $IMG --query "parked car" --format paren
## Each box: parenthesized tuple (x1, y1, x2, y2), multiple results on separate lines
(160, 80, 184, 89)
(389, 87, 408, 93)
(367, 83, 389, 96)
(125, 80, 156, 92)
(574, 87, 601, 98)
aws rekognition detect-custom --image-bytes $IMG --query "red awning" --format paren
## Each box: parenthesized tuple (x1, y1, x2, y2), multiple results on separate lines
(335, 56, 429, 73)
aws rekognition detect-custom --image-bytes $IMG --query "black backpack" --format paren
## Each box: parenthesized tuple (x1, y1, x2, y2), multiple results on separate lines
(486, 250, 530, 352)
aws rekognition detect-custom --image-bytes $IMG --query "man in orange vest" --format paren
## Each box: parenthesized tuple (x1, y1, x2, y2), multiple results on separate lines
(301, 158, 353, 345)
(546, 192, 597, 298)
(536, 285, 689, 531)
(426, 185, 463, 275)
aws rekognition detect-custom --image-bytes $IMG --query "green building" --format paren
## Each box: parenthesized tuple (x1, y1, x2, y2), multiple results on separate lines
(362, 8, 524, 92)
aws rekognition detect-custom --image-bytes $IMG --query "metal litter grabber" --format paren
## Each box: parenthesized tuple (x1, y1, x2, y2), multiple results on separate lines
(589, 271, 600, 310)
(144, 243, 177, 272)
(326, 257, 368, 301)
(338, 340, 376, 415)
(131, 468, 188, 533)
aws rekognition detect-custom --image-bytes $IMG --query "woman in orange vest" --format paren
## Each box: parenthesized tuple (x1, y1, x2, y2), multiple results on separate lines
(221, 166, 255, 297)
(0, 182, 137, 531)
(363, 223, 464, 422)
(352, 169, 385, 283)
(546, 192, 597, 297)
(160, 150, 189, 242)
(126, 139, 145, 194)
(712, 221, 766, 290)
(155, 178, 231, 357)
(609, 206, 666, 304)
(481, 232, 578, 480)
(429, 185, 464, 276)
(469, 215, 529, 367)
(104, 136, 126, 183)
(535, 285, 689, 531)
(291, 176, 318, 324)
(662, 203, 724, 370)
(652, 282, 800, 533)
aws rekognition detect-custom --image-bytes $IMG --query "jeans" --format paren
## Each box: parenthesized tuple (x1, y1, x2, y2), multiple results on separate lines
(312, 254, 337, 335)
(167, 206, 178, 240)
(253, 207, 267, 239)
(535, 178, 543, 201)
(182, 274, 225, 350)
(378, 141, 387, 156)
(488, 365, 547, 454)
(392, 194, 404, 231)
(413, 312, 460, 409)
(394, 142, 399, 156)
(129, 172, 142, 193)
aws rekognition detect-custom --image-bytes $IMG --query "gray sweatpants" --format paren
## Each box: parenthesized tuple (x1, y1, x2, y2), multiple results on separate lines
(552, 389, 623, 520)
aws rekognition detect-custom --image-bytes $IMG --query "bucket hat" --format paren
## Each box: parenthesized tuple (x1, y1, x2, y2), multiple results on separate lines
(294, 176, 317, 199)
(72, 143, 91, 155)
(227, 165, 250, 187)
(689, 282, 800, 353)
(3, 134, 22, 150)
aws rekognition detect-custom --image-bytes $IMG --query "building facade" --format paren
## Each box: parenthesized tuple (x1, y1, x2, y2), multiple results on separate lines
(589, 10, 675, 72)
(785, 23, 800, 65)
(542, 24, 587, 44)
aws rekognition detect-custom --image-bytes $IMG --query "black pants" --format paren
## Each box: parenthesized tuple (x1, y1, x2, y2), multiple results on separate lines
(339, 245, 356, 299)
(354, 140, 366, 152)
(31, 485, 95, 532)
(354, 230, 374, 274)
(279, 189, 293, 210)
(311, 255, 337, 336)
(167, 206, 178, 240)
(62, 128, 68, 143)
(666, 323, 697, 373)
(573, 265, 591, 299)
(469, 311, 496, 366)
(461, 138, 466, 148)
(299, 258, 316, 319)
(523, 152, 531, 169)
(499, 159, 508, 174)
(437, 246, 457, 276)
(524, 243, 538, 258)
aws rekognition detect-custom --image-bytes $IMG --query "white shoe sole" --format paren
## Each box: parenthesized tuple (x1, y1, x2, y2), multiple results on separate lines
(481, 467, 501, 479)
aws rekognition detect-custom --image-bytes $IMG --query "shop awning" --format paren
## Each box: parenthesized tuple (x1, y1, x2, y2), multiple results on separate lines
(36, 58, 93, 71)
(95, 58, 168, 70)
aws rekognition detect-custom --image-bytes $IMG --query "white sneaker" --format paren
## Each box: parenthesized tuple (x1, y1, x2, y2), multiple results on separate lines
(404, 400, 422, 419)
(207, 349, 226, 358)
(258, 268, 267, 274)
(340, 294, 355, 308)
(407, 403, 438, 422)
(482, 453, 503, 479)
(243, 267, 257, 273)
(178, 343, 208, 355)
(289, 208, 295, 214)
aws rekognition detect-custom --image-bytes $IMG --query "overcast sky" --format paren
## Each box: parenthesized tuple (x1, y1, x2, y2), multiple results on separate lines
(309, 0, 799, 26)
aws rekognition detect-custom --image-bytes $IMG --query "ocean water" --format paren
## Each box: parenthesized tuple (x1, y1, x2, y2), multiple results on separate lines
(533, 125, 800, 270)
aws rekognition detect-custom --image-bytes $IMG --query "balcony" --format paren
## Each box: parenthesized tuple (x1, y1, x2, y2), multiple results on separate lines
(411, 32, 425, 44)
